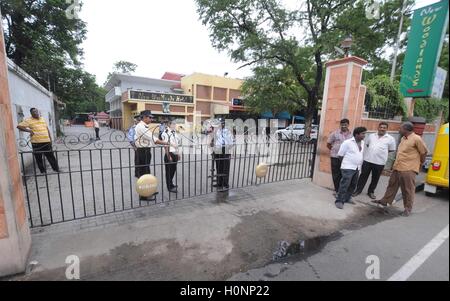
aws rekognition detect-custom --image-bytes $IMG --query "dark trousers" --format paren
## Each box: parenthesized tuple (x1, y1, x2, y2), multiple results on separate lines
(32, 143, 59, 173)
(95, 128, 100, 140)
(214, 150, 231, 187)
(331, 157, 343, 192)
(164, 152, 179, 189)
(336, 169, 359, 204)
(355, 161, 385, 194)
(134, 149, 139, 178)
(135, 147, 152, 178)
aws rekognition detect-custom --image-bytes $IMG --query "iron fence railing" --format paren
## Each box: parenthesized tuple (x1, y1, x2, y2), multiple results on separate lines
(19, 140, 317, 228)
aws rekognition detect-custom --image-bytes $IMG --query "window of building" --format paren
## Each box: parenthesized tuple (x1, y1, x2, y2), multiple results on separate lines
(196, 85, 212, 100)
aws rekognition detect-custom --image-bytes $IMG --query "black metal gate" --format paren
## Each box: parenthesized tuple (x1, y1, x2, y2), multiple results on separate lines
(18, 131, 317, 228)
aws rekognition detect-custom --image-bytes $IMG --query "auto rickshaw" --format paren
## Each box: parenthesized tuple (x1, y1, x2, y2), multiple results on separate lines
(425, 123, 449, 196)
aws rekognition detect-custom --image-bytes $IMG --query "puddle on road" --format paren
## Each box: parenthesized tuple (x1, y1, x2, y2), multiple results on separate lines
(272, 232, 343, 262)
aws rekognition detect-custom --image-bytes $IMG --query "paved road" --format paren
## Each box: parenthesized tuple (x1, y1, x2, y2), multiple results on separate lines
(229, 190, 449, 281)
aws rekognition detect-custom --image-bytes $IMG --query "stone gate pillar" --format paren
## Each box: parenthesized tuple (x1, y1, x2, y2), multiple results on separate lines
(0, 14, 31, 277)
(313, 56, 368, 189)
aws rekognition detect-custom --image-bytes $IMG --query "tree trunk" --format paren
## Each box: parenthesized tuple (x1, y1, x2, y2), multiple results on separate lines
(304, 92, 318, 138)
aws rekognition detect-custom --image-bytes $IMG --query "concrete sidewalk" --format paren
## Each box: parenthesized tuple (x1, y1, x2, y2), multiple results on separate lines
(8, 173, 422, 281)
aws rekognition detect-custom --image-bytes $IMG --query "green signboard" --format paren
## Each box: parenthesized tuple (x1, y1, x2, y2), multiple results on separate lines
(400, 0, 449, 98)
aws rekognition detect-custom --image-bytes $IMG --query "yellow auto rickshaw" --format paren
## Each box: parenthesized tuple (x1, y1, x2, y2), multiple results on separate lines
(425, 123, 449, 196)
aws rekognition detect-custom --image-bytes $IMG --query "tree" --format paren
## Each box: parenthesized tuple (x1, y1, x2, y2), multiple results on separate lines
(1, 0, 87, 79)
(438, 37, 449, 100)
(242, 64, 305, 116)
(1, 0, 106, 119)
(104, 61, 138, 85)
(365, 75, 407, 117)
(414, 98, 449, 123)
(196, 0, 414, 136)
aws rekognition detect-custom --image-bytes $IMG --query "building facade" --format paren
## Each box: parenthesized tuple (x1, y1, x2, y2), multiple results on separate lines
(104, 72, 244, 131)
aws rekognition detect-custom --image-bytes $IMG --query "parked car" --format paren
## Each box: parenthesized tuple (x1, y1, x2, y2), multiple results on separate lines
(275, 124, 318, 141)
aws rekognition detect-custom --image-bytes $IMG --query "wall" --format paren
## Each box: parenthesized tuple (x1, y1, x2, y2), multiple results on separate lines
(7, 59, 56, 170)
(0, 20, 32, 277)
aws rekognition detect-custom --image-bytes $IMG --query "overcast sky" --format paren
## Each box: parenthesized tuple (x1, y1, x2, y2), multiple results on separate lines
(78, 0, 440, 86)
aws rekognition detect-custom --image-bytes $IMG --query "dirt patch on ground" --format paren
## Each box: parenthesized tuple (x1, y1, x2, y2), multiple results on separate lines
(14, 203, 400, 281)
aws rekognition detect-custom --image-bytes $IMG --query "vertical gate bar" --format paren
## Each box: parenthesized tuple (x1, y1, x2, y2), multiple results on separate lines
(271, 141, 278, 183)
(31, 152, 43, 226)
(242, 143, 247, 187)
(246, 143, 252, 186)
(119, 149, 125, 210)
(182, 150, 185, 198)
(200, 145, 203, 195)
(194, 150, 197, 196)
(78, 151, 87, 218)
(297, 142, 303, 179)
(67, 151, 75, 219)
(188, 151, 191, 197)
(128, 148, 134, 209)
(109, 149, 116, 212)
(89, 150, 97, 216)
(100, 149, 107, 213)
(20, 152, 33, 228)
(230, 144, 236, 189)
(161, 146, 167, 203)
(300, 143, 307, 179)
(293, 141, 301, 179)
(250, 143, 257, 185)
(55, 151, 65, 222)
(291, 142, 298, 179)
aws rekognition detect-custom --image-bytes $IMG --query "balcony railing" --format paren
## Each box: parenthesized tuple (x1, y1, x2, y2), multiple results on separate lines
(129, 90, 194, 104)
(106, 87, 122, 103)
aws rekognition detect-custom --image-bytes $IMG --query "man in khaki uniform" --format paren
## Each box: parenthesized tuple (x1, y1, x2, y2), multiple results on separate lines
(374, 122, 429, 216)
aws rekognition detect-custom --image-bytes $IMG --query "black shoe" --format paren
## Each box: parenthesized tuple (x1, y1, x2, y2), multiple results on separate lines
(368, 193, 376, 200)
(40, 170, 47, 174)
(169, 188, 178, 193)
(335, 202, 344, 210)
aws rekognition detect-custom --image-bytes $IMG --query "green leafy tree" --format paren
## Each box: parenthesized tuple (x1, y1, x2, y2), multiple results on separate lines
(365, 74, 407, 117)
(414, 98, 449, 123)
(242, 64, 305, 116)
(438, 38, 449, 100)
(104, 61, 138, 85)
(1, 0, 86, 77)
(1, 0, 106, 119)
(196, 0, 414, 136)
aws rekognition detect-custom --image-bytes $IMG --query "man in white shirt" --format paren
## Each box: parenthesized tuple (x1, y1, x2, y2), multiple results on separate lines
(162, 120, 180, 193)
(212, 118, 234, 190)
(335, 127, 367, 210)
(353, 122, 397, 199)
(134, 110, 171, 201)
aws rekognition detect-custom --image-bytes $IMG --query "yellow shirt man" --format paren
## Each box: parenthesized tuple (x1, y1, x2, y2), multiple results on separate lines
(17, 108, 59, 174)
(18, 116, 52, 144)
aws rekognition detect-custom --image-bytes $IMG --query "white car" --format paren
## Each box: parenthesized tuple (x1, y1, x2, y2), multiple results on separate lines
(276, 124, 318, 141)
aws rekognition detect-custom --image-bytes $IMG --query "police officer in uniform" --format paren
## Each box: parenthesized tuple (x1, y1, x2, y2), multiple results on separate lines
(212, 118, 234, 190)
